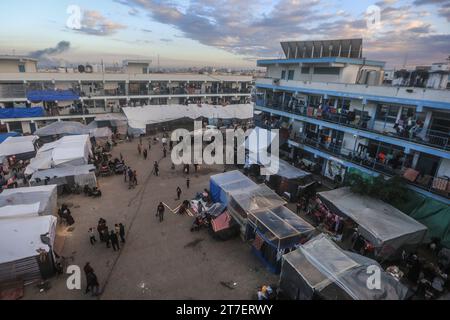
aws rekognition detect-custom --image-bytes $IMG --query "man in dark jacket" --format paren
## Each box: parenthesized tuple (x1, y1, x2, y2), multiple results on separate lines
(157, 202, 165, 222)
(119, 223, 126, 243)
(110, 230, 120, 251)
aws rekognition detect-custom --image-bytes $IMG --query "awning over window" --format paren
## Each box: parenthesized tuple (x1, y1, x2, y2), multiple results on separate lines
(27, 90, 80, 102)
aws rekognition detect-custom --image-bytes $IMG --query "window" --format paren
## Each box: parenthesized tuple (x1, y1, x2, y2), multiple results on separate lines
(18, 64, 25, 73)
(301, 67, 310, 74)
(142, 67, 148, 74)
(375, 105, 399, 123)
(281, 70, 286, 79)
(313, 67, 340, 75)
(287, 70, 295, 80)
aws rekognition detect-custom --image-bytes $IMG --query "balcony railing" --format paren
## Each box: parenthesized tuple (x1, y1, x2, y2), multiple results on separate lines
(285, 132, 449, 199)
(256, 98, 450, 151)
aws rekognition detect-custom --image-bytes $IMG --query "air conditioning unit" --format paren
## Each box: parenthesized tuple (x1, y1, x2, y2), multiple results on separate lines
(273, 78, 280, 86)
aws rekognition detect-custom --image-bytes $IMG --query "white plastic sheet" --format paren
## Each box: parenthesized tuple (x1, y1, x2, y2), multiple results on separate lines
(0, 135, 37, 158)
(123, 103, 253, 131)
(0, 215, 57, 264)
(318, 187, 427, 255)
(0, 185, 58, 216)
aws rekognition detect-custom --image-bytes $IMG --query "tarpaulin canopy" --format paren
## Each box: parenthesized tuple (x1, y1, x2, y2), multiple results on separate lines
(0, 185, 58, 216)
(0, 135, 38, 159)
(279, 234, 410, 300)
(27, 90, 79, 102)
(0, 215, 57, 264)
(34, 121, 90, 137)
(0, 107, 44, 119)
(318, 187, 427, 258)
(209, 170, 257, 204)
(123, 103, 253, 134)
(25, 135, 92, 175)
(228, 183, 286, 219)
(248, 205, 315, 249)
(262, 157, 312, 180)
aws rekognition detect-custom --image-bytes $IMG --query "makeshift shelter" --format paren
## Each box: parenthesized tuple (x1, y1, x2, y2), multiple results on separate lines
(210, 170, 257, 205)
(279, 234, 411, 300)
(210, 211, 240, 241)
(123, 103, 253, 135)
(243, 127, 278, 165)
(89, 127, 113, 146)
(0, 215, 57, 284)
(227, 183, 286, 231)
(0, 135, 38, 161)
(318, 187, 427, 259)
(246, 205, 315, 273)
(0, 203, 40, 219)
(34, 121, 90, 139)
(29, 164, 97, 191)
(262, 158, 316, 201)
(88, 114, 128, 137)
(0, 185, 58, 216)
(25, 135, 92, 175)
(0, 132, 20, 143)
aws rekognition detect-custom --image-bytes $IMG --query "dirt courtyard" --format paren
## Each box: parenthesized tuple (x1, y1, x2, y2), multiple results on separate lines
(24, 137, 278, 300)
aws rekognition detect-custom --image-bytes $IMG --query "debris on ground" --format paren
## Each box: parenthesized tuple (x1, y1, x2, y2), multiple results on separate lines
(220, 281, 237, 290)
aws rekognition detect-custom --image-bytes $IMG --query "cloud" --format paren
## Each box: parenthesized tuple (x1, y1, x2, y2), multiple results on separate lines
(76, 10, 126, 36)
(141, 28, 152, 33)
(114, 0, 450, 67)
(128, 8, 140, 16)
(29, 41, 71, 59)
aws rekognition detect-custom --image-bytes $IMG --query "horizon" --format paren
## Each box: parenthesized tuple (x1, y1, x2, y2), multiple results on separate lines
(0, 0, 449, 69)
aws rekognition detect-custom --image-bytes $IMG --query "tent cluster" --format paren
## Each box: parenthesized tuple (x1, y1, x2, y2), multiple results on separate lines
(24, 135, 96, 188)
(0, 185, 58, 284)
(123, 103, 254, 134)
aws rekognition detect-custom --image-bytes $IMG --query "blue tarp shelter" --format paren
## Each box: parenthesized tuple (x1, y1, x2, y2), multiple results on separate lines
(209, 170, 257, 205)
(0, 107, 44, 119)
(27, 90, 79, 102)
(0, 132, 20, 143)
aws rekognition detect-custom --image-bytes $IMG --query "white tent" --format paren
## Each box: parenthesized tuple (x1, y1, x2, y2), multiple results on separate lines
(0, 215, 57, 264)
(29, 164, 97, 188)
(123, 103, 254, 133)
(0, 135, 38, 160)
(318, 187, 428, 258)
(0, 185, 58, 216)
(34, 121, 90, 137)
(25, 135, 92, 175)
(0, 203, 40, 219)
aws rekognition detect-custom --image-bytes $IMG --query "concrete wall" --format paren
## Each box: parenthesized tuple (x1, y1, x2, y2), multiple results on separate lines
(0, 60, 37, 73)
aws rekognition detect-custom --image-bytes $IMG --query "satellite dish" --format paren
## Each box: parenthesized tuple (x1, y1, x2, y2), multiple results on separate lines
(78, 65, 85, 73)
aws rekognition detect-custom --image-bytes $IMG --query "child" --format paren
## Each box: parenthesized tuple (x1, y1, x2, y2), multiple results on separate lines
(88, 228, 96, 245)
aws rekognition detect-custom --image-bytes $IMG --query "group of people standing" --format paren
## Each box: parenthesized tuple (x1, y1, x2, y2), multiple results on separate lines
(91, 218, 125, 251)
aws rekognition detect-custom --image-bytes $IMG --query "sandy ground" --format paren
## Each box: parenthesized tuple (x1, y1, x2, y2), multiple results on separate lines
(24, 137, 278, 300)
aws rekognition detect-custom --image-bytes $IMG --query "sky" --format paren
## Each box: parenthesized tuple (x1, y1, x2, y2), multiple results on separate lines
(0, 0, 449, 69)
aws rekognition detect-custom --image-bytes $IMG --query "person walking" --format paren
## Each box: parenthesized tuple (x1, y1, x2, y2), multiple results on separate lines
(104, 226, 111, 248)
(137, 143, 142, 155)
(86, 271, 100, 296)
(133, 170, 138, 186)
(194, 163, 198, 173)
(163, 147, 167, 158)
(157, 202, 165, 222)
(124, 166, 128, 182)
(119, 223, 126, 243)
(186, 177, 190, 189)
(110, 230, 120, 251)
(114, 224, 120, 237)
(83, 262, 94, 277)
(88, 228, 96, 245)
(153, 161, 159, 176)
(176, 186, 182, 200)
(143, 149, 148, 160)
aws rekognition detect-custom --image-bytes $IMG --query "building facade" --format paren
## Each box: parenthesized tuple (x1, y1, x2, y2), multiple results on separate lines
(254, 39, 450, 204)
(0, 56, 253, 134)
